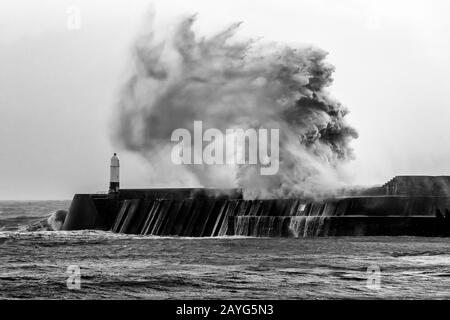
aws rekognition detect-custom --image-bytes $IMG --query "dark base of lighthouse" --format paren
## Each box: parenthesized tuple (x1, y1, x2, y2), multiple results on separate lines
(62, 176, 450, 237)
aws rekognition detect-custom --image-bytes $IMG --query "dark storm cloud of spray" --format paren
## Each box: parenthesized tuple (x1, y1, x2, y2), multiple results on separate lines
(113, 14, 358, 199)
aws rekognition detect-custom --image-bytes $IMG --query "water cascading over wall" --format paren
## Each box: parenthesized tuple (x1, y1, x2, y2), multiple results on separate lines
(102, 197, 330, 237)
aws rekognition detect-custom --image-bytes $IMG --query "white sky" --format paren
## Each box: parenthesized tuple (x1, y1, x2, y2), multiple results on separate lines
(0, 0, 449, 199)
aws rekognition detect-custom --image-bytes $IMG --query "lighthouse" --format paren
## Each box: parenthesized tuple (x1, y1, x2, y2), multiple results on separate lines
(109, 153, 120, 194)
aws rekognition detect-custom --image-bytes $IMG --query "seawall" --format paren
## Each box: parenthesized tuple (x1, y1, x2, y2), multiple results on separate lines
(62, 188, 450, 237)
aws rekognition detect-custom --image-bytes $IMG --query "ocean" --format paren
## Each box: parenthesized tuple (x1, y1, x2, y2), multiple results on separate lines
(0, 200, 449, 299)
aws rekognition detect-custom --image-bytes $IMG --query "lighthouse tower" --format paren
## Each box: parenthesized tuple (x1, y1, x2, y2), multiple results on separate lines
(109, 153, 120, 194)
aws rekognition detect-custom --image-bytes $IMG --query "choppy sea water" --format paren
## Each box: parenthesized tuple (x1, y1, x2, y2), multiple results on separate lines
(0, 201, 449, 299)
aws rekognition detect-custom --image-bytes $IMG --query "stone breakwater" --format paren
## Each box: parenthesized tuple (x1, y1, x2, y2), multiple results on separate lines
(62, 179, 450, 237)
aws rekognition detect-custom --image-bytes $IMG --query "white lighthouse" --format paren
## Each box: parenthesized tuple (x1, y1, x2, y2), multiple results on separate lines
(109, 153, 120, 194)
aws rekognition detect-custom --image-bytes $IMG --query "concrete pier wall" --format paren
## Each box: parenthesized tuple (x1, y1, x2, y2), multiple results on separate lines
(62, 189, 450, 237)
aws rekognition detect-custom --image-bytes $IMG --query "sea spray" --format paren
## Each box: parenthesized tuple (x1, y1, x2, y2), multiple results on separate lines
(113, 14, 357, 199)
(25, 210, 67, 231)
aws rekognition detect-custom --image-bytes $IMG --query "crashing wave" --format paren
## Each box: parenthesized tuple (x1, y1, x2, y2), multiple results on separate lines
(24, 210, 67, 231)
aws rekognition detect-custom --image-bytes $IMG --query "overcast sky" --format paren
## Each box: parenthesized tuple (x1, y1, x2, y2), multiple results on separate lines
(0, 0, 449, 200)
